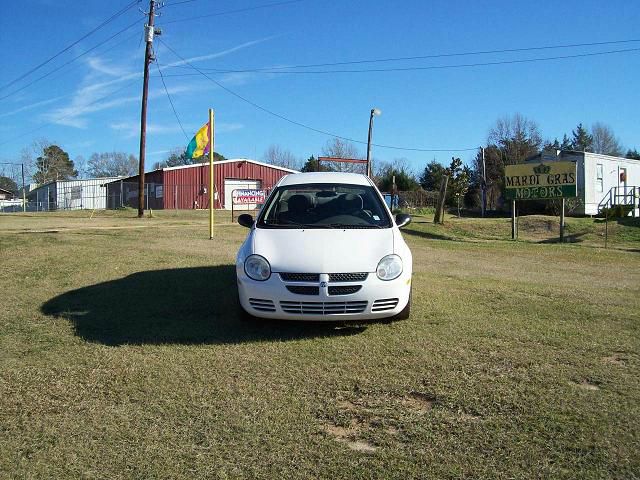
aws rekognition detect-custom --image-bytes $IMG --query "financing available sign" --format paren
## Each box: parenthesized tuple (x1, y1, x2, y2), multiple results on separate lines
(504, 161, 577, 200)
(232, 189, 266, 205)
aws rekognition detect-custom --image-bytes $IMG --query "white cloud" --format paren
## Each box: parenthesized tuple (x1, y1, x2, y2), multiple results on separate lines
(110, 120, 244, 139)
(159, 36, 276, 70)
(0, 95, 67, 118)
(41, 37, 271, 130)
(86, 57, 129, 77)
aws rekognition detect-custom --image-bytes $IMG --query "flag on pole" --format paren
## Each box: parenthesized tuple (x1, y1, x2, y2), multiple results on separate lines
(185, 122, 210, 159)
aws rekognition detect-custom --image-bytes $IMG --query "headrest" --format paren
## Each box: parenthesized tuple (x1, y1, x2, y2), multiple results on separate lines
(287, 194, 310, 213)
(339, 193, 363, 213)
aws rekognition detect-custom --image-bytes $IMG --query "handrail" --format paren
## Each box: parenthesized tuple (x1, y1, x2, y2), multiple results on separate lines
(598, 185, 639, 213)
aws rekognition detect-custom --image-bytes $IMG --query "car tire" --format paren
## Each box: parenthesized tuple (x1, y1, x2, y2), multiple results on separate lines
(393, 289, 411, 320)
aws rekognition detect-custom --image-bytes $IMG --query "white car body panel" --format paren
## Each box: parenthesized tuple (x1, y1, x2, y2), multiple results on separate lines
(235, 172, 412, 321)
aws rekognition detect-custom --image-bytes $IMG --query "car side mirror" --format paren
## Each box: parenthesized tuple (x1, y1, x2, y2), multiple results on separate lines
(395, 213, 411, 228)
(238, 214, 254, 228)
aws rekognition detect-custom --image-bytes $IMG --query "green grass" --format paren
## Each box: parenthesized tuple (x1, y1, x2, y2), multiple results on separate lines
(1, 212, 639, 479)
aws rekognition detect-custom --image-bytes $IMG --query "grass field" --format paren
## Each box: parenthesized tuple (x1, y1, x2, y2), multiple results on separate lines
(1, 210, 639, 479)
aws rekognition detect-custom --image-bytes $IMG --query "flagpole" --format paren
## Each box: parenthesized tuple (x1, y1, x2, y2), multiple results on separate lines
(209, 108, 215, 240)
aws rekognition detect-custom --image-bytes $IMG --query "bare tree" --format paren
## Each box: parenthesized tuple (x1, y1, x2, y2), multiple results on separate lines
(87, 152, 138, 178)
(74, 155, 87, 179)
(263, 145, 300, 170)
(320, 138, 362, 172)
(591, 122, 623, 156)
(488, 113, 542, 165)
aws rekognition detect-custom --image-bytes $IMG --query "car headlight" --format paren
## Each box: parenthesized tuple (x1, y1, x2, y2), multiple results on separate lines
(376, 254, 403, 281)
(244, 255, 271, 281)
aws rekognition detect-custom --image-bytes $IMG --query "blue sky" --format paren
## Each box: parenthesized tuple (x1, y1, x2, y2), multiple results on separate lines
(0, 0, 638, 175)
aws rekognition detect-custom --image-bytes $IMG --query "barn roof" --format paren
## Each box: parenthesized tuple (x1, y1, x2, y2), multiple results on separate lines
(162, 158, 299, 174)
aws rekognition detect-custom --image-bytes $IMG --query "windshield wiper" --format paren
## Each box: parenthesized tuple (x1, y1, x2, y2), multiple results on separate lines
(326, 223, 384, 229)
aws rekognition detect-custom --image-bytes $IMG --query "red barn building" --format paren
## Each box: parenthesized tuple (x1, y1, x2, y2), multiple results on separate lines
(105, 159, 297, 210)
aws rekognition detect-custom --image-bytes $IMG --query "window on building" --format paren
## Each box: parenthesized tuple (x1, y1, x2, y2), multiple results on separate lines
(596, 164, 603, 193)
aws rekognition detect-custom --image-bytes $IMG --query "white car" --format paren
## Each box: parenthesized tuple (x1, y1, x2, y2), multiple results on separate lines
(235, 172, 412, 321)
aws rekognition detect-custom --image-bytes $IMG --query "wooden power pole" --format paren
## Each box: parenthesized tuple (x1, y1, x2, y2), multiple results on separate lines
(137, 0, 156, 218)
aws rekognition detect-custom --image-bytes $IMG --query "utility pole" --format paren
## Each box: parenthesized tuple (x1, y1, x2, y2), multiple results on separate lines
(137, 0, 157, 218)
(366, 108, 381, 178)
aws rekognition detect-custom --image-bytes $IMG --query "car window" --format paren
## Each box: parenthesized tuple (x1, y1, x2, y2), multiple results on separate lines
(257, 183, 391, 228)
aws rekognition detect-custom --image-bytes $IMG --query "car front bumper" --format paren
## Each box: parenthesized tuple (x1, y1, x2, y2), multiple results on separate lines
(236, 266, 411, 321)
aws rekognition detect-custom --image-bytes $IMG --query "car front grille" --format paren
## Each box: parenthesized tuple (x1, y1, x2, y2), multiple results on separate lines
(328, 272, 368, 282)
(248, 298, 276, 312)
(286, 285, 320, 295)
(280, 272, 320, 282)
(328, 285, 361, 296)
(280, 301, 368, 315)
(371, 298, 399, 312)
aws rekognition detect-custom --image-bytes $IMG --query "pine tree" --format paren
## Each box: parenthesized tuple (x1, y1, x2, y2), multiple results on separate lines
(33, 144, 77, 183)
(570, 123, 593, 152)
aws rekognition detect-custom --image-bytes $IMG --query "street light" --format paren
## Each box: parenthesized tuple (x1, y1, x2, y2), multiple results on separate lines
(366, 108, 381, 178)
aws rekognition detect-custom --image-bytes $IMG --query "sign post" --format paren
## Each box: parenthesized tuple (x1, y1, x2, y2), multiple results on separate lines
(209, 108, 215, 240)
(504, 161, 577, 242)
(511, 200, 517, 240)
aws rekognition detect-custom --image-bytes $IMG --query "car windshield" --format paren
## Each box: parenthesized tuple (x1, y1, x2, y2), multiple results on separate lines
(257, 183, 392, 229)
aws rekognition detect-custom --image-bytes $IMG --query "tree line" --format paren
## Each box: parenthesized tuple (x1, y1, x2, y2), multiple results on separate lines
(2, 117, 637, 208)
(0, 139, 229, 193)
(260, 115, 638, 210)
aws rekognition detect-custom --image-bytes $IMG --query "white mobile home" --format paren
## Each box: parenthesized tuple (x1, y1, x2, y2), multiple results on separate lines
(26, 177, 123, 211)
(527, 150, 639, 216)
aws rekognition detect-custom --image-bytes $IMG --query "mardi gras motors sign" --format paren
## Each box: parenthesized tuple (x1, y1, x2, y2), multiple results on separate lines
(504, 161, 577, 200)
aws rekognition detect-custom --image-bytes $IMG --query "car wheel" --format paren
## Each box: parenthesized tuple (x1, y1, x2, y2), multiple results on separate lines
(393, 289, 411, 320)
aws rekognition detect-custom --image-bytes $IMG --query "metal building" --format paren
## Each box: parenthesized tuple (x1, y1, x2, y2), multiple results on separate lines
(26, 177, 123, 211)
(105, 159, 297, 210)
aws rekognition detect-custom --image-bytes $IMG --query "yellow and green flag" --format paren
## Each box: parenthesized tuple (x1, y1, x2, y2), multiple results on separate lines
(185, 121, 210, 159)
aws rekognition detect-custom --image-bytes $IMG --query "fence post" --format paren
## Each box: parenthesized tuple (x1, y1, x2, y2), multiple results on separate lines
(560, 198, 565, 242)
(511, 200, 517, 240)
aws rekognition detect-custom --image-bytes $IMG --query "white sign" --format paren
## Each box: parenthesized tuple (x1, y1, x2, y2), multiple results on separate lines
(232, 189, 266, 205)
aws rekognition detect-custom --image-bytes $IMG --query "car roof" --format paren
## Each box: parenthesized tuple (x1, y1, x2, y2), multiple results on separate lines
(278, 172, 372, 187)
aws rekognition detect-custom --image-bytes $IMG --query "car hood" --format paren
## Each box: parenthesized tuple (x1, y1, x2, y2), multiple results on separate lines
(252, 228, 394, 273)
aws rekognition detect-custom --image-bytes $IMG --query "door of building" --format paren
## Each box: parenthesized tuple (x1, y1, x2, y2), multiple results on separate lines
(224, 179, 261, 210)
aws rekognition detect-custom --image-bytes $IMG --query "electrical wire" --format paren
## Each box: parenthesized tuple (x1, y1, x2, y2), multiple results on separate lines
(159, 37, 640, 73)
(160, 0, 198, 6)
(0, 0, 139, 92)
(158, 39, 478, 152)
(156, 47, 640, 76)
(154, 50, 189, 140)
(160, 0, 305, 25)
(0, 19, 142, 102)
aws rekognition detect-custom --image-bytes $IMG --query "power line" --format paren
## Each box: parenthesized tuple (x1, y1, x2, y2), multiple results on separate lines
(156, 46, 640, 76)
(160, 0, 305, 25)
(154, 50, 189, 140)
(160, 0, 198, 6)
(154, 47, 640, 78)
(0, 0, 139, 92)
(158, 39, 478, 153)
(159, 37, 640, 73)
(0, 19, 142, 102)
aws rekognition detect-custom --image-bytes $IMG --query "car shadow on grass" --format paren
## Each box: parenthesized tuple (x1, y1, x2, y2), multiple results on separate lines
(41, 265, 367, 346)
(402, 227, 457, 242)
